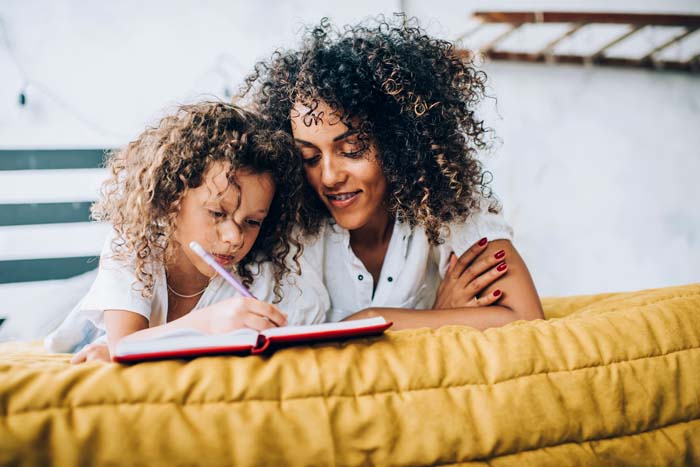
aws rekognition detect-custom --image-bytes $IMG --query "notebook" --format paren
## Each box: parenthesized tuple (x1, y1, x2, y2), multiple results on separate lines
(114, 317, 392, 363)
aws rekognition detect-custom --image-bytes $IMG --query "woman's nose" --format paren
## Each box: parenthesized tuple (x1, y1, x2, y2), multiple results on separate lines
(320, 154, 346, 187)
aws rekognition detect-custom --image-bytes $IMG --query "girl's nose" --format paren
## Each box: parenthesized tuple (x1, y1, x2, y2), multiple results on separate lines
(219, 220, 244, 252)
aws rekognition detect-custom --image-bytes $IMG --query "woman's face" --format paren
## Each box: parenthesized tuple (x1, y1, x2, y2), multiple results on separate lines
(172, 161, 274, 279)
(291, 100, 388, 232)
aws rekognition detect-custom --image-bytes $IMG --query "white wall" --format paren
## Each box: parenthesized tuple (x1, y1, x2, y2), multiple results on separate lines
(0, 0, 698, 297)
(0, 0, 399, 147)
(407, 0, 700, 295)
(483, 62, 700, 295)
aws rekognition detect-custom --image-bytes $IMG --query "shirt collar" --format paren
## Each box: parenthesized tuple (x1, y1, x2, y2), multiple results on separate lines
(394, 220, 413, 259)
(327, 217, 413, 259)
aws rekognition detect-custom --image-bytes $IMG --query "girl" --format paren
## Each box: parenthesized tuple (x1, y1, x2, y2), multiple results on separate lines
(46, 102, 328, 362)
(242, 16, 543, 330)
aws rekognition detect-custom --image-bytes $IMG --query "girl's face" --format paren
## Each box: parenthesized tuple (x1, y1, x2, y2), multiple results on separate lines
(172, 161, 274, 279)
(291, 100, 389, 232)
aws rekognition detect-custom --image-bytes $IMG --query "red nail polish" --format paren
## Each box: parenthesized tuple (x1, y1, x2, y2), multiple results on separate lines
(493, 289, 501, 297)
(478, 237, 488, 247)
(494, 249, 505, 259)
(497, 262, 507, 272)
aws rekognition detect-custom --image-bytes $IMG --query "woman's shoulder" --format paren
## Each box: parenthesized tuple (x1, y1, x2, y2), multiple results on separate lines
(242, 240, 330, 326)
(292, 219, 347, 251)
(425, 196, 513, 254)
(449, 196, 512, 239)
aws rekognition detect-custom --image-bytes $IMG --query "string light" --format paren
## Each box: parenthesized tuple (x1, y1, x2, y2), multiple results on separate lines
(18, 85, 26, 107)
(1, 16, 130, 139)
(2, 19, 246, 138)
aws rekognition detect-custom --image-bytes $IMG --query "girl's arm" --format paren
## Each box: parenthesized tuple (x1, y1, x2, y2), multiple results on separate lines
(72, 309, 209, 363)
(346, 239, 543, 330)
(102, 309, 150, 357)
(72, 298, 287, 363)
(101, 298, 288, 359)
(70, 309, 150, 364)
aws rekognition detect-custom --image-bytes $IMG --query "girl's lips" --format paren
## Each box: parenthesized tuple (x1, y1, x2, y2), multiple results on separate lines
(213, 254, 234, 266)
(326, 191, 361, 208)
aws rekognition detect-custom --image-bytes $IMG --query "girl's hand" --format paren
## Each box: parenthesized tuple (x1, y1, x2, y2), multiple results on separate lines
(433, 238, 509, 309)
(70, 343, 111, 364)
(203, 297, 288, 334)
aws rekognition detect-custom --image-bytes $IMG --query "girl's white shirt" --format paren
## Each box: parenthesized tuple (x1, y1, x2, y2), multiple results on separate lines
(309, 198, 513, 322)
(45, 233, 329, 353)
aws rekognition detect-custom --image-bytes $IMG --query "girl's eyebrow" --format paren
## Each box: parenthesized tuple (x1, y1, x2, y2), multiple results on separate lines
(205, 202, 268, 217)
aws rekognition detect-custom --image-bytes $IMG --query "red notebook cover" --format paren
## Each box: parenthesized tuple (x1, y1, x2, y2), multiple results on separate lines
(114, 317, 392, 363)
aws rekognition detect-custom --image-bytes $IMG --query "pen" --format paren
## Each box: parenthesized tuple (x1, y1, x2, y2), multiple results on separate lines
(189, 241, 256, 299)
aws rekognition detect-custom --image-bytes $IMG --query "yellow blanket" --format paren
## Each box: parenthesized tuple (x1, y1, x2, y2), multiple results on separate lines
(1, 284, 699, 466)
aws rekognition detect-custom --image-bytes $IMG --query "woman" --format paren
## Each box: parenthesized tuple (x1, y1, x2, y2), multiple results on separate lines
(244, 16, 543, 330)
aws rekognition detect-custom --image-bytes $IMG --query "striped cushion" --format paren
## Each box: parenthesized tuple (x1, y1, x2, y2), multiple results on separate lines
(0, 150, 110, 284)
(0, 149, 112, 334)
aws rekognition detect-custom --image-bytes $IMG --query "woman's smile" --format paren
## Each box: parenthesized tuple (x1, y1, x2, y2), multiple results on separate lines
(325, 190, 362, 208)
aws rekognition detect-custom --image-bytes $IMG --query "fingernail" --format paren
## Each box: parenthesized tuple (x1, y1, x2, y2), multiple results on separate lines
(478, 237, 488, 247)
(497, 262, 507, 272)
(493, 289, 502, 297)
(494, 249, 505, 260)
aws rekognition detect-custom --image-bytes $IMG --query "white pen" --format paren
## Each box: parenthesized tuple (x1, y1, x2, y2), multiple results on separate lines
(189, 241, 256, 299)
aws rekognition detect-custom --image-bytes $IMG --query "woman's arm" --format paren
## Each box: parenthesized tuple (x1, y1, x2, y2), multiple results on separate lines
(468, 239, 543, 321)
(346, 239, 543, 330)
(347, 305, 522, 330)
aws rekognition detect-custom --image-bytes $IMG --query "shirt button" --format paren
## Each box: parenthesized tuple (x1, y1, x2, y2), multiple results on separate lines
(387, 276, 393, 282)
(358, 274, 364, 281)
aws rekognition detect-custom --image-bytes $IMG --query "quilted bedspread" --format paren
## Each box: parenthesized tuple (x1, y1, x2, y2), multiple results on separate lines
(1, 284, 699, 466)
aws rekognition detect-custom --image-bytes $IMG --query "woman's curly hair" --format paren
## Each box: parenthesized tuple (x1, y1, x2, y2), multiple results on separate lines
(241, 14, 497, 244)
(92, 102, 304, 301)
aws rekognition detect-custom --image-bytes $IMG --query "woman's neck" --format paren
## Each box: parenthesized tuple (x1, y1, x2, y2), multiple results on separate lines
(349, 209, 394, 249)
(348, 209, 394, 290)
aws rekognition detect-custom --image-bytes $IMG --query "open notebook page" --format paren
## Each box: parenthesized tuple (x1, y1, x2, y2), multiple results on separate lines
(115, 317, 389, 357)
(261, 317, 387, 338)
(115, 328, 259, 356)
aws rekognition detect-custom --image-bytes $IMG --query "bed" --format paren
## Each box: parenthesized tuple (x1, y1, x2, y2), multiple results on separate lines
(1, 283, 698, 466)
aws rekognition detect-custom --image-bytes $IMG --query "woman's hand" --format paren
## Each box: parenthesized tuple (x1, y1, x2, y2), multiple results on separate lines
(433, 238, 509, 309)
(199, 297, 288, 334)
(71, 343, 111, 364)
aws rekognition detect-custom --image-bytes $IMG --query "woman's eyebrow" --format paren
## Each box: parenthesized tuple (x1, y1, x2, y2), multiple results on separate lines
(294, 129, 358, 147)
(332, 129, 358, 142)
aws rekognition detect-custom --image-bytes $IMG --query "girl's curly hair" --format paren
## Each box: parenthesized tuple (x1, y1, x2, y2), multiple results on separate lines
(92, 102, 304, 301)
(241, 14, 497, 244)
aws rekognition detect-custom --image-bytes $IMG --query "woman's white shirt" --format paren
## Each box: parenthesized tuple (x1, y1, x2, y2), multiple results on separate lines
(314, 199, 513, 322)
(45, 234, 329, 353)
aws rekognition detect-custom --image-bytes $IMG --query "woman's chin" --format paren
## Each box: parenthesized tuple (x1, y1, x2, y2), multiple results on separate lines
(329, 212, 370, 232)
